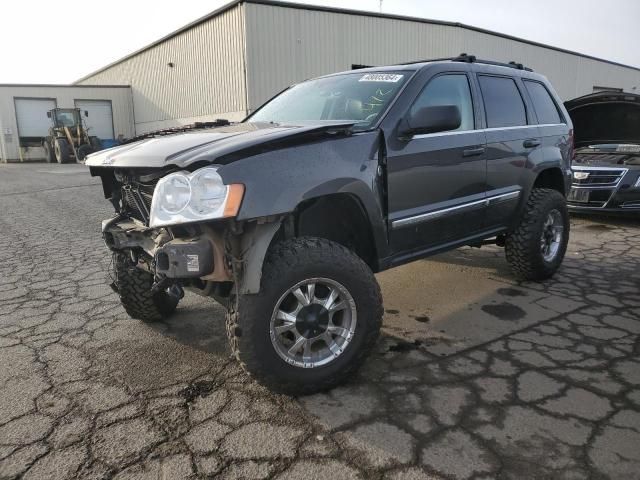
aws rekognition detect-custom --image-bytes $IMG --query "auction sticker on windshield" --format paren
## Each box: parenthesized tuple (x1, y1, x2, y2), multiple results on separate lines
(359, 74, 404, 83)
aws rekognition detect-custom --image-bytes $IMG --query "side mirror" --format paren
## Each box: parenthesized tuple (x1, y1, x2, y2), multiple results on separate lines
(400, 105, 461, 137)
(46, 111, 51, 118)
(84, 110, 89, 117)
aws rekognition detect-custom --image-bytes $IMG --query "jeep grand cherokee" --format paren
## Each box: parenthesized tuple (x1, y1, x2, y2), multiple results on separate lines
(86, 54, 572, 394)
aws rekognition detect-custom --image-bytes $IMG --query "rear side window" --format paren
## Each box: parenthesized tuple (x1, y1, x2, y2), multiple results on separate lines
(524, 80, 562, 125)
(478, 76, 527, 128)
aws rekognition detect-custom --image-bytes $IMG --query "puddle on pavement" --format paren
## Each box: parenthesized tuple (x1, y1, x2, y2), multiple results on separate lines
(481, 302, 526, 321)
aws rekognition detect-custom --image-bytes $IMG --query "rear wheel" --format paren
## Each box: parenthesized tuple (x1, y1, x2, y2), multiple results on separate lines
(43, 139, 55, 163)
(76, 144, 93, 162)
(226, 237, 383, 395)
(505, 188, 569, 281)
(113, 253, 179, 322)
(54, 138, 70, 164)
(90, 136, 102, 150)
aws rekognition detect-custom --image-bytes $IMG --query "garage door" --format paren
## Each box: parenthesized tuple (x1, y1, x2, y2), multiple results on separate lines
(75, 100, 114, 140)
(14, 98, 56, 138)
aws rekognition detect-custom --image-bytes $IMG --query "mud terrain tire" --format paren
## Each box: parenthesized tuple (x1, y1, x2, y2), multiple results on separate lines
(505, 188, 569, 281)
(113, 253, 178, 322)
(226, 237, 383, 395)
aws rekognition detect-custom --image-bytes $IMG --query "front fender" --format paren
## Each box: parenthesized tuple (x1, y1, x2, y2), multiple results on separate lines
(218, 132, 390, 261)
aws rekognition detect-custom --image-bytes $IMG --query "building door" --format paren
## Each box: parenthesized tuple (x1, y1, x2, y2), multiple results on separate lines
(14, 98, 56, 143)
(75, 100, 114, 140)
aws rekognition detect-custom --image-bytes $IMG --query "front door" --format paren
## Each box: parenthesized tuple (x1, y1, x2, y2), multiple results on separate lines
(386, 73, 487, 257)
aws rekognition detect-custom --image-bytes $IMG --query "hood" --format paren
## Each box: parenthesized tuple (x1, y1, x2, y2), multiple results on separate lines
(85, 121, 356, 169)
(565, 92, 640, 148)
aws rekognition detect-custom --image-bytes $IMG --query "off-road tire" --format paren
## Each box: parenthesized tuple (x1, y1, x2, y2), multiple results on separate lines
(226, 237, 383, 395)
(76, 144, 93, 162)
(43, 140, 55, 163)
(113, 253, 178, 322)
(54, 137, 70, 164)
(90, 136, 102, 150)
(505, 188, 569, 281)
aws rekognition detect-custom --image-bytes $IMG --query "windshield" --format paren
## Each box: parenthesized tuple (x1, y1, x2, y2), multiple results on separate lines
(55, 110, 79, 127)
(249, 71, 410, 130)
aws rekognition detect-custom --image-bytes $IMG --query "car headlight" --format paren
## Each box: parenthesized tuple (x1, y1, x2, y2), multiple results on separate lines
(149, 167, 244, 228)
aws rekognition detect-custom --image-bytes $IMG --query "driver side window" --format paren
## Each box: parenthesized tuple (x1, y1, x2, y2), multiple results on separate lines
(411, 74, 475, 131)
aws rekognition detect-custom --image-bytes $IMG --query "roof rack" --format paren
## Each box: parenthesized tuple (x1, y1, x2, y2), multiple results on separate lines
(403, 53, 533, 72)
(121, 119, 231, 145)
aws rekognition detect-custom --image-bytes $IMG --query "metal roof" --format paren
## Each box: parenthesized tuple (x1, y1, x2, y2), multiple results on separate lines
(0, 83, 130, 88)
(74, 0, 640, 83)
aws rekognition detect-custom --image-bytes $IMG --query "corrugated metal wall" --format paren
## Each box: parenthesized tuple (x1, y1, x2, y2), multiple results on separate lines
(77, 4, 247, 134)
(245, 3, 640, 111)
(0, 85, 133, 162)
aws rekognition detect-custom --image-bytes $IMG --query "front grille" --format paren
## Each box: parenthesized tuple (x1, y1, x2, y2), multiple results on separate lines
(121, 183, 155, 224)
(568, 188, 614, 208)
(571, 167, 627, 187)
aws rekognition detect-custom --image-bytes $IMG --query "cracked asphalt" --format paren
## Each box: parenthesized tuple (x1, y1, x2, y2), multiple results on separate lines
(0, 163, 639, 480)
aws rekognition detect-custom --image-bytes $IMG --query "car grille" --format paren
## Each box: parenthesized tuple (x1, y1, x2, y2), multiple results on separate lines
(571, 167, 627, 187)
(121, 183, 155, 224)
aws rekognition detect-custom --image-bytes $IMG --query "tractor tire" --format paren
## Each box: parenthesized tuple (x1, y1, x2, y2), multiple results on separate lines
(43, 140, 55, 163)
(505, 188, 570, 281)
(90, 136, 102, 150)
(76, 144, 93, 162)
(226, 237, 383, 395)
(54, 138, 71, 164)
(112, 252, 179, 322)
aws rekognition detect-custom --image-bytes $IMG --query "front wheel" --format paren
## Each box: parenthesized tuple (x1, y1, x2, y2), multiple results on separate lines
(505, 188, 570, 281)
(226, 237, 383, 395)
(112, 253, 179, 322)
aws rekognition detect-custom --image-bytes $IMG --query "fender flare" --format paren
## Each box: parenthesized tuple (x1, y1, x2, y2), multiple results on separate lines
(238, 220, 282, 294)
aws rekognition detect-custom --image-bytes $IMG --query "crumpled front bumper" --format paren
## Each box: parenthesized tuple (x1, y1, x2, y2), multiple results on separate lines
(101, 216, 216, 279)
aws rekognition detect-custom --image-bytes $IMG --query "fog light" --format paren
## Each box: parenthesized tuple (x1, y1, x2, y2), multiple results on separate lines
(573, 171, 590, 180)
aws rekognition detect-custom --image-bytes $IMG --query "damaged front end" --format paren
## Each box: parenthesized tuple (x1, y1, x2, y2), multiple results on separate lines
(95, 166, 250, 306)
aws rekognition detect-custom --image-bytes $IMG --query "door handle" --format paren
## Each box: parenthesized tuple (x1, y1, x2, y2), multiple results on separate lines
(462, 147, 485, 157)
(523, 139, 541, 148)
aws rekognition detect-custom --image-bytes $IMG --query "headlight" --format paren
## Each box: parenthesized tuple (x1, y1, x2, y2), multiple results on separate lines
(149, 167, 244, 228)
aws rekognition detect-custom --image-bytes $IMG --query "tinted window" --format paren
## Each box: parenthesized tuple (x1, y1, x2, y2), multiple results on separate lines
(411, 74, 474, 131)
(524, 80, 562, 124)
(478, 76, 527, 128)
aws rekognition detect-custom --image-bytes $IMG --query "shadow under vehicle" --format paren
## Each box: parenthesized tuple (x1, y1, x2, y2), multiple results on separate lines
(43, 108, 102, 163)
(565, 92, 640, 213)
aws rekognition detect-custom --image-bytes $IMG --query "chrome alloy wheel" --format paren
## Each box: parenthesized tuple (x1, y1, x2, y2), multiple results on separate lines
(269, 278, 357, 368)
(540, 209, 564, 262)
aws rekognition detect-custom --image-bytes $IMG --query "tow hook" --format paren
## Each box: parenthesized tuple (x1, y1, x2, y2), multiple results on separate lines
(169, 283, 185, 300)
(151, 276, 184, 300)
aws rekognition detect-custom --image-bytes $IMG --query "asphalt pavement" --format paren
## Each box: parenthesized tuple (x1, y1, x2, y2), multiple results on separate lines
(0, 163, 639, 479)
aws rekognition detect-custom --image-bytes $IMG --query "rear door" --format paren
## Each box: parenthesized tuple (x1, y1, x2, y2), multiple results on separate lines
(477, 74, 541, 229)
(74, 100, 114, 140)
(386, 72, 487, 256)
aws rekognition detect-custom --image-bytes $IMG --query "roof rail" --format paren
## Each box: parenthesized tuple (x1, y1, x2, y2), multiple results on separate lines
(402, 53, 533, 72)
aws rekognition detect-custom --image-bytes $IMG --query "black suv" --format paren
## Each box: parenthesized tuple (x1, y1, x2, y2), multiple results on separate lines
(86, 54, 572, 394)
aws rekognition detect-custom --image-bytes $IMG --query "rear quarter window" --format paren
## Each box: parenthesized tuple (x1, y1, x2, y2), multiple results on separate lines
(478, 75, 527, 128)
(524, 80, 563, 125)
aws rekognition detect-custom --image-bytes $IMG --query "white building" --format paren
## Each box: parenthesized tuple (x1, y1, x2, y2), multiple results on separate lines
(75, 0, 640, 135)
(0, 85, 134, 162)
(3, 0, 639, 162)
